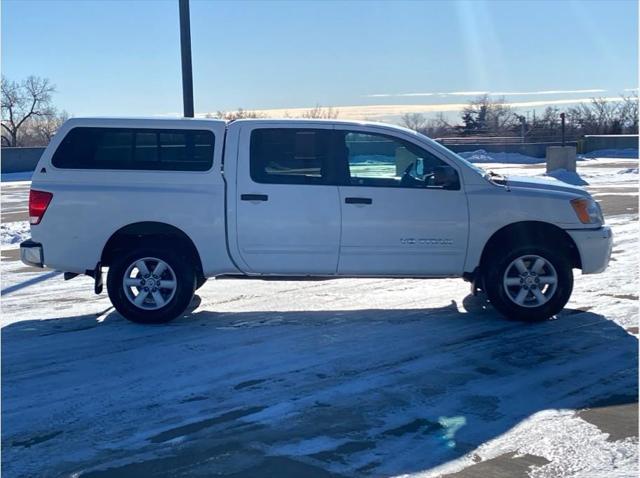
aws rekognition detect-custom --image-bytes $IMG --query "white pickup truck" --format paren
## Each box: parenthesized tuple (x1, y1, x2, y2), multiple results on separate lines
(21, 118, 612, 324)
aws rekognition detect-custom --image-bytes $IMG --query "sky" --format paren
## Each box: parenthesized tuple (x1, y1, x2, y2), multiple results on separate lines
(1, 0, 638, 121)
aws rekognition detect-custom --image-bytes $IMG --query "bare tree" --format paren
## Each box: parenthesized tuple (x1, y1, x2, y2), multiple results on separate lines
(1, 76, 56, 147)
(301, 105, 339, 119)
(421, 93, 636, 140)
(27, 110, 69, 145)
(566, 96, 632, 135)
(619, 93, 638, 133)
(424, 113, 455, 138)
(400, 112, 427, 132)
(591, 97, 621, 133)
(208, 108, 265, 121)
(460, 94, 517, 135)
(566, 103, 597, 133)
(526, 106, 563, 141)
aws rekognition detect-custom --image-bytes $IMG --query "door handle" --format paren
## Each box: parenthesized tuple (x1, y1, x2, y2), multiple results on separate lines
(345, 197, 372, 205)
(241, 194, 269, 202)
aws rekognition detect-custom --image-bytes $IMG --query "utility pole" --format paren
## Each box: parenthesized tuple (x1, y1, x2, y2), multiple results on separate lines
(179, 0, 194, 117)
(518, 115, 527, 143)
(560, 112, 566, 146)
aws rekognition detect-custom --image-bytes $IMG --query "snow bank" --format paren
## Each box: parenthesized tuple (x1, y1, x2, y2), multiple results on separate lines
(581, 149, 639, 159)
(461, 148, 640, 165)
(544, 169, 589, 186)
(458, 149, 543, 164)
(1, 221, 30, 249)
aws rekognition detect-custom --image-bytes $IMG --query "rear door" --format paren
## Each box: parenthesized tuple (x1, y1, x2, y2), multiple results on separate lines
(231, 123, 341, 274)
(334, 126, 469, 276)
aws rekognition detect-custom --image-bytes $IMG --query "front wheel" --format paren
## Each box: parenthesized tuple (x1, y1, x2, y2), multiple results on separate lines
(483, 245, 573, 322)
(107, 248, 196, 324)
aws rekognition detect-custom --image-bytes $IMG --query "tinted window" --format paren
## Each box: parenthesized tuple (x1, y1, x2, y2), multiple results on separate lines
(337, 131, 459, 189)
(159, 132, 188, 163)
(52, 127, 214, 171)
(250, 129, 332, 184)
(134, 132, 158, 163)
(95, 131, 133, 166)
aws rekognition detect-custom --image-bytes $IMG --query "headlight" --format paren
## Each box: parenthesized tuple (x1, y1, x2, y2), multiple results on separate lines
(571, 197, 604, 225)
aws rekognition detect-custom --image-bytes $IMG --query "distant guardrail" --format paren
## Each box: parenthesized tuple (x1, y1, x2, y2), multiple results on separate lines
(582, 135, 639, 153)
(436, 134, 639, 158)
(436, 140, 577, 158)
(436, 136, 580, 145)
(1, 147, 45, 174)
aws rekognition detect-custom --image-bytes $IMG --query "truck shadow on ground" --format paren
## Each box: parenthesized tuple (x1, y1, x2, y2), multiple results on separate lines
(2, 294, 638, 478)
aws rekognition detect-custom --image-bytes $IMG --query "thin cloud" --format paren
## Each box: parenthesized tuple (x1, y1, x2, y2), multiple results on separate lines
(364, 88, 607, 98)
(492, 89, 606, 96)
(448, 91, 489, 96)
(366, 92, 435, 98)
(397, 93, 435, 97)
(253, 97, 623, 121)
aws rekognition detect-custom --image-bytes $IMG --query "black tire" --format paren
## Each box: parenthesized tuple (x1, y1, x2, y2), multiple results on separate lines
(107, 247, 196, 324)
(195, 275, 207, 290)
(483, 244, 573, 322)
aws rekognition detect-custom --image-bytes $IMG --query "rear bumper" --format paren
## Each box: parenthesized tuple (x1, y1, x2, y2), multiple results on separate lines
(20, 239, 44, 268)
(567, 226, 613, 274)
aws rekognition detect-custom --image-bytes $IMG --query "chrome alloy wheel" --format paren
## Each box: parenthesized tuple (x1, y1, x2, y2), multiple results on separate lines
(503, 255, 558, 308)
(122, 257, 177, 310)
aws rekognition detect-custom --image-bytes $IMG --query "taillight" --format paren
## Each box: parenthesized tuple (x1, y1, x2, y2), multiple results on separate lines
(29, 189, 53, 225)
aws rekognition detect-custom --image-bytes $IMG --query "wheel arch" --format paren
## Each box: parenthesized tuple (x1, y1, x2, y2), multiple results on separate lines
(101, 221, 204, 279)
(479, 221, 582, 274)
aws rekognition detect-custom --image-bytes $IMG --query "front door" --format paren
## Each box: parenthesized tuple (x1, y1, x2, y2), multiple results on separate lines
(234, 124, 341, 274)
(335, 127, 469, 276)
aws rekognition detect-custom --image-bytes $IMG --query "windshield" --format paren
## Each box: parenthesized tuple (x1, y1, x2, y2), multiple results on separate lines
(450, 151, 487, 176)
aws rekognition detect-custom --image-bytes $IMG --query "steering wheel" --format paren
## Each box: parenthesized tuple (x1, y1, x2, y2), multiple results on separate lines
(400, 162, 418, 186)
(400, 162, 433, 187)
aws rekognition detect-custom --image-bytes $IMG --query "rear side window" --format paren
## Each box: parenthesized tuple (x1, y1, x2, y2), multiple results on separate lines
(52, 127, 215, 171)
(250, 128, 332, 184)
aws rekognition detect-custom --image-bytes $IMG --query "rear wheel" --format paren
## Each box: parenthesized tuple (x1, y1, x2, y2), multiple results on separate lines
(107, 248, 195, 324)
(483, 245, 573, 322)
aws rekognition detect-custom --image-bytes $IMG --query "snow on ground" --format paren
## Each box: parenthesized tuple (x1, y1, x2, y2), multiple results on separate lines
(573, 161, 639, 188)
(459, 148, 639, 165)
(1, 220, 30, 249)
(484, 157, 639, 188)
(581, 148, 639, 159)
(544, 168, 589, 186)
(618, 167, 639, 175)
(1, 158, 637, 478)
(426, 410, 638, 478)
(1, 179, 30, 226)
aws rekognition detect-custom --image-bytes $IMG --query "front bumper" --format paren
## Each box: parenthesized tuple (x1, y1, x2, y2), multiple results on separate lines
(20, 239, 44, 268)
(566, 226, 613, 274)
